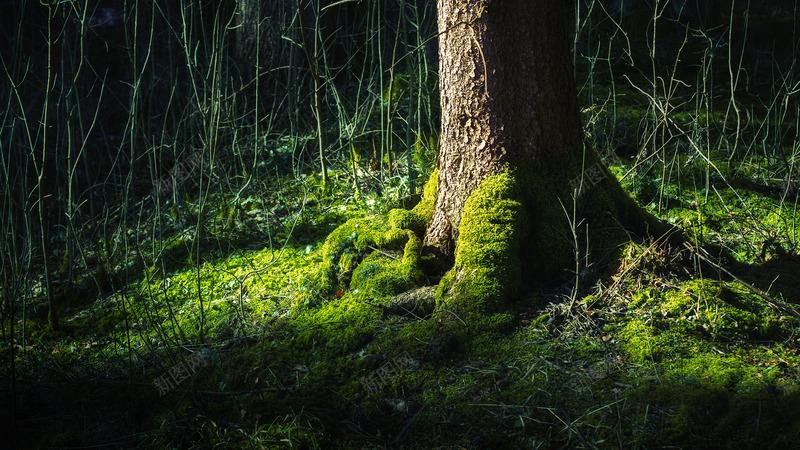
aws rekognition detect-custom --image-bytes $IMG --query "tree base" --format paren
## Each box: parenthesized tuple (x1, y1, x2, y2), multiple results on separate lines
(298, 148, 678, 325)
(433, 147, 678, 320)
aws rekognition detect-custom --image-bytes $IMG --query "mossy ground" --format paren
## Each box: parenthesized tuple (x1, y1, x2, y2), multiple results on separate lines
(3, 141, 800, 447)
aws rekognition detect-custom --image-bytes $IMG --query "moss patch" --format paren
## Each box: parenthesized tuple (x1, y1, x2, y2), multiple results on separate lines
(436, 172, 526, 319)
(620, 278, 797, 365)
(411, 168, 437, 226)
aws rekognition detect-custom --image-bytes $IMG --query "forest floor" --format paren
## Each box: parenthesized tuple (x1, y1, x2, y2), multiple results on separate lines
(3, 89, 800, 448)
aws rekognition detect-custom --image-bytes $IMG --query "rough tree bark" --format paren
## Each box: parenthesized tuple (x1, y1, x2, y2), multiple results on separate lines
(425, 0, 581, 258)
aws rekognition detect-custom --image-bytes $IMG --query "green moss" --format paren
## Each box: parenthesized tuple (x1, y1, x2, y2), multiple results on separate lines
(293, 193, 429, 311)
(659, 279, 795, 340)
(668, 355, 772, 392)
(411, 168, 437, 226)
(619, 278, 799, 367)
(293, 216, 390, 307)
(292, 295, 381, 352)
(620, 317, 669, 363)
(388, 208, 425, 235)
(437, 172, 525, 318)
(350, 238, 419, 298)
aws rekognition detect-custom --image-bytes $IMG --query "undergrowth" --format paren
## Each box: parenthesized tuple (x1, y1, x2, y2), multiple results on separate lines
(3, 133, 800, 447)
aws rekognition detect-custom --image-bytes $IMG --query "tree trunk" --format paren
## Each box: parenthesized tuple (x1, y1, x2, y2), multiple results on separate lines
(234, 0, 273, 84)
(424, 0, 670, 317)
(234, 0, 284, 115)
(425, 0, 581, 259)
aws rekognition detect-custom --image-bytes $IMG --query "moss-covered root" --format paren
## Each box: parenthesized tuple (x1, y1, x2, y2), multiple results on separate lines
(435, 172, 526, 321)
(291, 173, 438, 311)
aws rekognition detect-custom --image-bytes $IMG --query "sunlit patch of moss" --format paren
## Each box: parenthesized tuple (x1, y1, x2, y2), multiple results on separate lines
(291, 216, 392, 308)
(437, 172, 525, 318)
(351, 230, 422, 299)
(91, 241, 325, 362)
(667, 355, 776, 392)
(351, 252, 409, 297)
(292, 192, 430, 311)
(620, 316, 676, 363)
(620, 279, 798, 365)
(411, 168, 437, 226)
(661, 280, 791, 340)
(292, 295, 382, 352)
(276, 219, 430, 357)
(388, 208, 425, 236)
